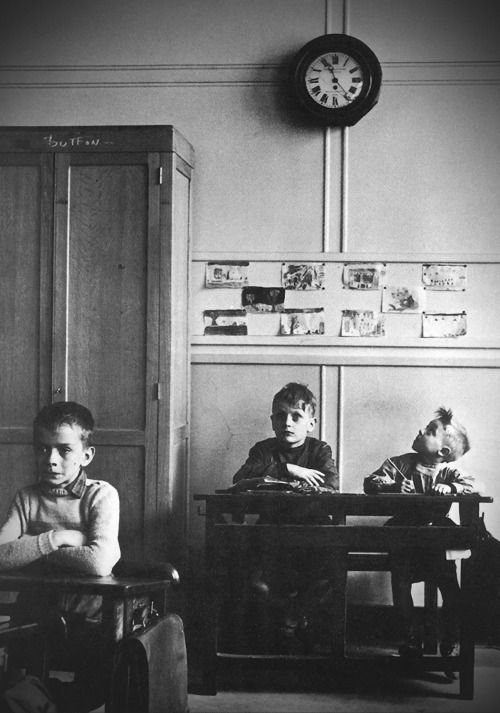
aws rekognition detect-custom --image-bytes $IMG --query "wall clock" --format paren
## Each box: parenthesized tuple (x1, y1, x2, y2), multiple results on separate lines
(290, 34, 382, 126)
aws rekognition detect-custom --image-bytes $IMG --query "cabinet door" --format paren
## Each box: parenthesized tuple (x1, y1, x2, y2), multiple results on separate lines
(53, 152, 161, 560)
(0, 153, 53, 511)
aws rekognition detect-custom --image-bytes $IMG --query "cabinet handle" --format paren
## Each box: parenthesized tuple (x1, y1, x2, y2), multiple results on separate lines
(54, 387, 63, 395)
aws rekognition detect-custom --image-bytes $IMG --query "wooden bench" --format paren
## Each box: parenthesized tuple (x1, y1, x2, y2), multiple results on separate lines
(347, 552, 438, 653)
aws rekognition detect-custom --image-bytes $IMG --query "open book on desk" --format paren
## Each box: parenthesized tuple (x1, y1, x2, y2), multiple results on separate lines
(223, 476, 334, 493)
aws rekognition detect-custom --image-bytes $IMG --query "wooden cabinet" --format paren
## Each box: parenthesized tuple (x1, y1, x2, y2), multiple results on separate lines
(0, 126, 194, 567)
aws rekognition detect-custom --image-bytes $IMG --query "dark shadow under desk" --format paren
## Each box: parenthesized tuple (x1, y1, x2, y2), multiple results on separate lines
(194, 492, 493, 699)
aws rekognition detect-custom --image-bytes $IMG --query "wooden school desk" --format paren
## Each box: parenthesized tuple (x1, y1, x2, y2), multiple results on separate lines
(194, 491, 492, 699)
(0, 562, 186, 712)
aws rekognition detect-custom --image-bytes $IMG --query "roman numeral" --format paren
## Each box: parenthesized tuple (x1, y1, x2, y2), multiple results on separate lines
(308, 77, 319, 84)
(311, 86, 321, 96)
(349, 66, 360, 74)
(320, 93, 328, 104)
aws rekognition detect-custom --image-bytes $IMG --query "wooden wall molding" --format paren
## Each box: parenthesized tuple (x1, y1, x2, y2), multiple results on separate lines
(1, 61, 499, 89)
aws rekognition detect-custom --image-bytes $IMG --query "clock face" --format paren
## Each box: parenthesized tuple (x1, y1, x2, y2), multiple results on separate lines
(291, 34, 382, 126)
(305, 52, 365, 109)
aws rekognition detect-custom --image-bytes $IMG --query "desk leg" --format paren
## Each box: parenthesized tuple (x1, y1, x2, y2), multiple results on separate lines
(201, 504, 218, 695)
(329, 549, 348, 660)
(458, 557, 475, 699)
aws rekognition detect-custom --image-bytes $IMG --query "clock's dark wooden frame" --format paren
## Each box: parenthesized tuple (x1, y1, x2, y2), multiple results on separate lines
(290, 34, 382, 126)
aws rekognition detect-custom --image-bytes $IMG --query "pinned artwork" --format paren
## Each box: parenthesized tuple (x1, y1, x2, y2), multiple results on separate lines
(342, 263, 386, 290)
(203, 309, 247, 335)
(341, 310, 385, 337)
(281, 263, 325, 290)
(205, 261, 249, 288)
(422, 312, 467, 338)
(242, 286, 285, 313)
(422, 264, 467, 291)
(382, 285, 425, 313)
(279, 308, 325, 335)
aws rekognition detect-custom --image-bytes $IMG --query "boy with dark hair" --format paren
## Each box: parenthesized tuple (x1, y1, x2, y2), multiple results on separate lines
(232, 383, 338, 651)
(363, 407, 478, 660)
(233, 381, 338, 492)
(0, 401, 120, 712)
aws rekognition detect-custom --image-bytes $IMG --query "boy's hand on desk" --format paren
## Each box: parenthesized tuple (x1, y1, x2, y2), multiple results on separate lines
(400, 478, 416, 494)
(52, 529, 87, 548)
(286, 464, 325, 487)
(432, 483, 452, 495)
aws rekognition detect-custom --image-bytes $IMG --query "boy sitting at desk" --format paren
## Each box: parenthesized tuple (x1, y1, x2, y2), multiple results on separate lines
(232, 382, 338, 651)
(0, 401, 120, 712)
(363, 406, 478, 660)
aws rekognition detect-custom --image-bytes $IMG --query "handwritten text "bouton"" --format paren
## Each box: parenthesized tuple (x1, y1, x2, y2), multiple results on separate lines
(43, 135, 114, 149)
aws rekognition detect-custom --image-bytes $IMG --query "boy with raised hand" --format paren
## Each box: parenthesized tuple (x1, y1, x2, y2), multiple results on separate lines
(0, 401, 120, 712)
(363, 407, 478, 661)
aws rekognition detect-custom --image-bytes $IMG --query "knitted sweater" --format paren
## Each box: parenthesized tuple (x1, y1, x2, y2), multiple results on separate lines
(0, 470, 120, 576)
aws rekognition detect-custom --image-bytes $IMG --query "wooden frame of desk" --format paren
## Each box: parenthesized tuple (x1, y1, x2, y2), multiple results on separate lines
(194, 492, 492, 699)
(0, 570, 173, 643)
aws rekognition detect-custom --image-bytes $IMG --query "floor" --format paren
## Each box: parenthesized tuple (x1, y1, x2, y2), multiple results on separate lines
(187, 646, 500, 713)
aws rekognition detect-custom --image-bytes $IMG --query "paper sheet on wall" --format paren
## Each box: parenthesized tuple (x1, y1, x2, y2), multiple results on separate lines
(422, 264, 467, 291)
(422, 312, 467, 338)
(279, 308, 325, 335)
(341, 310, 385, 337)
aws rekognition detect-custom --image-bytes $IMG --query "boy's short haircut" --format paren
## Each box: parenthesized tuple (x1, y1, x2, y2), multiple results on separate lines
(33, 401, 95, 447)
(272, 382, 317, 417)
(436, 407, 470, 461)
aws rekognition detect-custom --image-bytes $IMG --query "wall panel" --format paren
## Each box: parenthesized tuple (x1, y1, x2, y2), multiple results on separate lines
(347, 85, 500, 254)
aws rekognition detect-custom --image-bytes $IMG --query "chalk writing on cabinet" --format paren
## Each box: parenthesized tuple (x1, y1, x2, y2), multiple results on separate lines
(43, 134, 115, 149)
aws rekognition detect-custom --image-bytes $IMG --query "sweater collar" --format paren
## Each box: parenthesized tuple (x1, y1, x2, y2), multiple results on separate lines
(40, 468, 87, 498)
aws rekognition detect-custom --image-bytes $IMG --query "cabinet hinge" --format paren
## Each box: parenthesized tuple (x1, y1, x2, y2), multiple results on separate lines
(155, 382, 162, 400)
(158, 167, 163, 185)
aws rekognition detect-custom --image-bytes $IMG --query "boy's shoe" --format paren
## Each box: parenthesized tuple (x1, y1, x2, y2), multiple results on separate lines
(398, 636, 423, 659)
(439, 639, 459, 657)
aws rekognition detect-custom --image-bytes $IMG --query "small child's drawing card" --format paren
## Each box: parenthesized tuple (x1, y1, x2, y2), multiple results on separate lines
(203, 309, 247, 335)
(281, 263, 325, 290)
(205, 261, 249, 288)
(242, 286, 285, 313)
(279, 308, 325, 335)
(422, 264, 467, 291)
(382, 285, 425, 313)
(341, 310, 385, 337)
(422, 312, 467, 338)
(342, 263, 386, 290)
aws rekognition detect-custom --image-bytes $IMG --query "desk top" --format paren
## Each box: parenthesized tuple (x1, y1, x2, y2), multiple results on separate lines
(196, 492, 492, 503)
(0, 570, 173, 596)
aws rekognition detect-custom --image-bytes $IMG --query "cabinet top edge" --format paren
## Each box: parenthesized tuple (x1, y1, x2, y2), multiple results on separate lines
(0, 125, 194, 164)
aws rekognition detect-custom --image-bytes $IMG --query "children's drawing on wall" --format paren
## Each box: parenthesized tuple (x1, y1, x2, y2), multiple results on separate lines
(242, 286, 285, 313)
(205, 261, 249, 288)
(422, 264, 467, 291)
(203, 309, 247, 335)
(279, 308, 325, 335)
(382, 285, 425, 313)
(341, 310, 385, 337)
(342, 263, 386, 290)
(422, 312, 467, 338)
(281, 263, 325, 290)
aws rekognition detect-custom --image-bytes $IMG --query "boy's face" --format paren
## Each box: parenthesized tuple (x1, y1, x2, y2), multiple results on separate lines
(412, 419, 449, 462)
(34, 424, 95, 488)
(270, 400, 316, 448)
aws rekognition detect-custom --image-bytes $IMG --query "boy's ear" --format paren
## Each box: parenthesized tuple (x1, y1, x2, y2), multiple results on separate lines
(439, 445, 451, 460)
(307, 416, 317, 432)
(83, 446, 96, 465)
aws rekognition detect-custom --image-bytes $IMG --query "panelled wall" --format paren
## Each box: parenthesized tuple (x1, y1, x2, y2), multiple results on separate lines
(1, 1, 500, 602)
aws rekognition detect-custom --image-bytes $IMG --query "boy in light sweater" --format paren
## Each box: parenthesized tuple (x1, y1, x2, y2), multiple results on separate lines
(0, 401, 120, 712)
